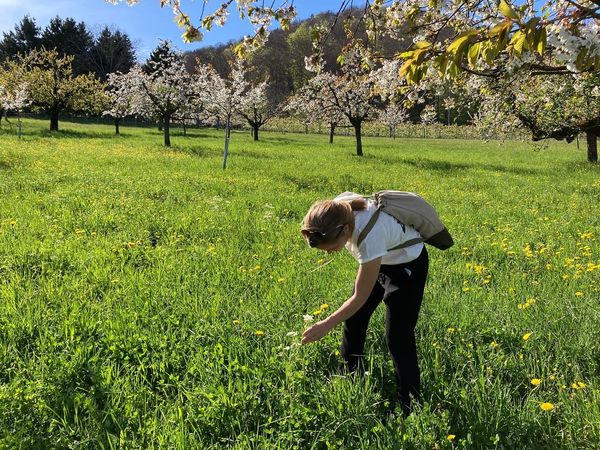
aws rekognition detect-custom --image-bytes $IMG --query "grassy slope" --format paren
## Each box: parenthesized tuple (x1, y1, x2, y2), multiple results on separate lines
(0, 119, 599, 449)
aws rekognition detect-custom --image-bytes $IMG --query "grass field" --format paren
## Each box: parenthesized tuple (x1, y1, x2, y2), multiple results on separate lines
(1, 119, 599, 449)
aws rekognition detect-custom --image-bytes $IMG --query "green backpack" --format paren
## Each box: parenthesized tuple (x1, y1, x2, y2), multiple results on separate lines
(356, 191, 454, 251)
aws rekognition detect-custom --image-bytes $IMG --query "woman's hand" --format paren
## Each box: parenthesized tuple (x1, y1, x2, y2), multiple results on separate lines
(302, 320, 331, 344)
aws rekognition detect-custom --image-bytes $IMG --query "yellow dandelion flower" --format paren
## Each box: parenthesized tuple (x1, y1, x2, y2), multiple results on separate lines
(531, 378, 541, 386)
(522, 332, 533, 341)
(462, 287, 470, 292)
(255, 330, 265, 336)
(313, 309, 322, 316)
(334, 350, 340, 356)
(320, 303, 329, 310)
(577, 381, 587, 389)
(233, 320, 241, 325)
(447, 327, 455, 333)
(540, 402, 554, 411)
(447, 434, 456, 441)
(550, 375, 556, 381)
(277, 277, 285, 283)
(490, 341, 499, 348)
(575, 292, 584, 297)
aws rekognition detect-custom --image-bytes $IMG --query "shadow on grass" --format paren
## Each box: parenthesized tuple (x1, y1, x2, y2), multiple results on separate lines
(367, 155, 546, 176)
(0, 158, 15, 170)
(33, 128, 113, 140)
(256, 135, 300, 145)
(402, 158, 471, 172)
(282, 173, 379, 194)
(185, 146, 224, 158)
(145, 129, 217, 140)
(563, 159, 600, 173)
(237, 149, 274, 159)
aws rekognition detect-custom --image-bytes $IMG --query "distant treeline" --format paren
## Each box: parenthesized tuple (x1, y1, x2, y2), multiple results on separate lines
(0, 15, 136, 82)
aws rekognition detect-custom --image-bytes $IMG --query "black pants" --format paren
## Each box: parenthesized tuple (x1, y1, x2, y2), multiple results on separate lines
(340, 247, 429, 416)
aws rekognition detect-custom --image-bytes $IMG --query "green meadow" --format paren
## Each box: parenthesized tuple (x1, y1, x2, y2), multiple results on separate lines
(1, 119, 599, 449)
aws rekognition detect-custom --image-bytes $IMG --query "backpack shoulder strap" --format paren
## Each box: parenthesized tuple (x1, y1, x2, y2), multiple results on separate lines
(387, 237, 424, 251)
(356, 208, 380, 248)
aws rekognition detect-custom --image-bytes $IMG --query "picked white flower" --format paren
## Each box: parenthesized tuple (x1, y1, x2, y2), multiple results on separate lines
(303, 315, 313, 323)
(286, 331, 298, 337)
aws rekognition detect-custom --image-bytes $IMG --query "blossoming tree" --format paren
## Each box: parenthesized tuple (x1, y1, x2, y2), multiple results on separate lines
(468, 71, 600, 160)
(103, 70, 138, 135)
(286, 77, 346, 144)
(303, 44, 381, 156)
(0, 62, 30, 138)
(197, 60, 247, 168)
(106, 42, 195, 146)
(107, 1, 599, 75)
(237, 77, 276, 142)
(378, 103, 409, 139)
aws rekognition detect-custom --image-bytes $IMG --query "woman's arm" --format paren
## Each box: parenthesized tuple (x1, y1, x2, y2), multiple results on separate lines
(302, 257, 382, 344)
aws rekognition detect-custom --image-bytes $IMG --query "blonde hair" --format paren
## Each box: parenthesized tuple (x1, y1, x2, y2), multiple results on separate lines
(301, 197, 367, 246)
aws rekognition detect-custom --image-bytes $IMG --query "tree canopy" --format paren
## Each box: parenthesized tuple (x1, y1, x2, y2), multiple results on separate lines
(0, 15, 136, 80)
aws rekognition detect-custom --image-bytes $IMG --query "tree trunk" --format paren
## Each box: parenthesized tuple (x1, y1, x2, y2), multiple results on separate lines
(0, 108, 3, 127)
(223, 117, 231, 170)
(253, 123, 259, 141)
(183, 121, 187, 136)
(17, 112, 22, 140)
(164, 116, 171, 147)
(587, 129, 598, 163)
(329, 124, 335, 144)
(50, 109, 59, 131)
(115, 117, 120, 135)
(353, 121, 363, 156)
(158, 119, 163, 131)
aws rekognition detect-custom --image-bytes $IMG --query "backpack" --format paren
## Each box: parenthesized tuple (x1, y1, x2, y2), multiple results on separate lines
(356, 190, 454, 251)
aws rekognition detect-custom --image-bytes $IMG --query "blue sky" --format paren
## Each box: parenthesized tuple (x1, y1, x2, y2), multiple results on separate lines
(0, 0, 346, 61)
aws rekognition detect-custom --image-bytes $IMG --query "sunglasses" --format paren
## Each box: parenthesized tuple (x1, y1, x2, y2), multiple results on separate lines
(301, 224, 345, 243)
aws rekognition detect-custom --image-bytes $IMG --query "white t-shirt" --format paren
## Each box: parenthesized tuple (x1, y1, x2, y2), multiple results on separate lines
(334, 191, 424, 265)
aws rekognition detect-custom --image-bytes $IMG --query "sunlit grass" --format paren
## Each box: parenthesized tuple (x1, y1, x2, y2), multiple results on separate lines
(0, 118, 599, 448)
